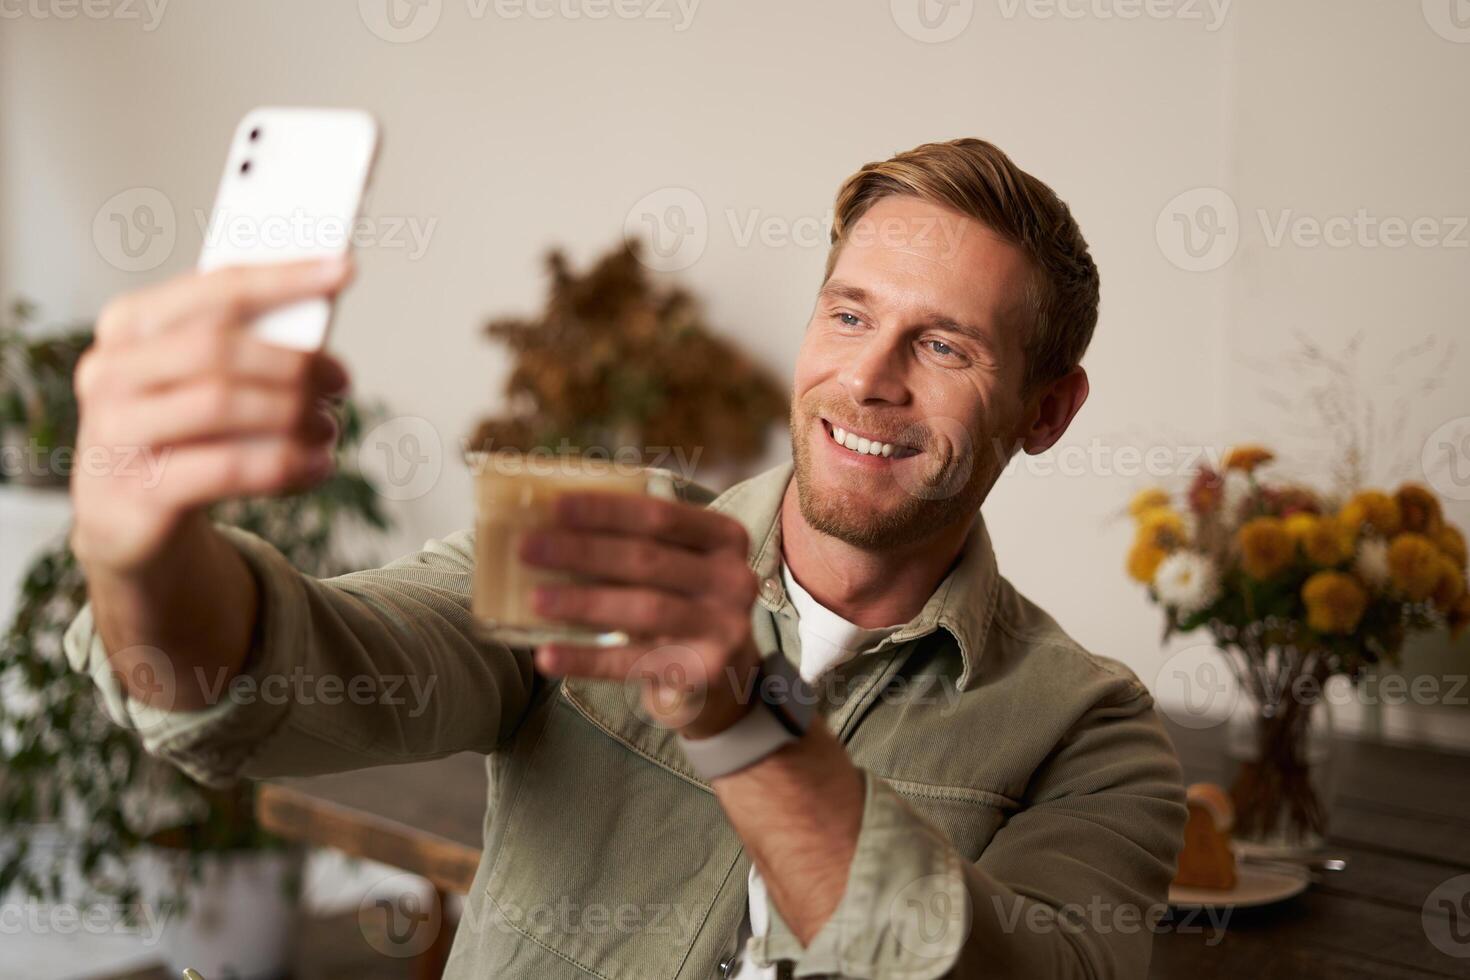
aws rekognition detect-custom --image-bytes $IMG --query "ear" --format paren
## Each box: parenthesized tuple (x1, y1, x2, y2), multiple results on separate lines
(1019, 366, 1089, 455)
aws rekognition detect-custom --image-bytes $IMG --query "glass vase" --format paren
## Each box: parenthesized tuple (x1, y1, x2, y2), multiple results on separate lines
(1224, 686, 1336, 857)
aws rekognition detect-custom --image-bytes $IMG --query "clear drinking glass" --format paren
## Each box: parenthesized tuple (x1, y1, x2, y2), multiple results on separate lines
(471, 450, 676, 648)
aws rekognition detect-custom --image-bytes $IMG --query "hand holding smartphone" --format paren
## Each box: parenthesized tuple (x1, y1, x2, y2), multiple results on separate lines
(199, 106, 380, 349)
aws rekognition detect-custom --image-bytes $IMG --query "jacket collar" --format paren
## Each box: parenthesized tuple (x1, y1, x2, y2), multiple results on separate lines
(706, 462, 1001, 692)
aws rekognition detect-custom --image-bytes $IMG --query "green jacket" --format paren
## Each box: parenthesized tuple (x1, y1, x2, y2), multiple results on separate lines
(67, 462, 1186, 979)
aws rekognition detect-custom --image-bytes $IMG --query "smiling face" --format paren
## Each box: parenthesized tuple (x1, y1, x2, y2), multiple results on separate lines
(790, 194, 1037, 550)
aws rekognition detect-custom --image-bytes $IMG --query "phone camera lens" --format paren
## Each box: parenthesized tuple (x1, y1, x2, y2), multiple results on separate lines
(239, 160, 252, 175)
(248, 127, 261, 142)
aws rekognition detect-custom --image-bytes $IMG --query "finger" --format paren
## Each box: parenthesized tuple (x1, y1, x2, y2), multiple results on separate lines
(148, 436, 336, 510)
(78, 327, 350, 401)
(106, 382, 337, 449)
(519, 529, 757, 603)
(95, 257, 354, 346)
(532, 583, 714, 638)
(553, 492, 750, 555)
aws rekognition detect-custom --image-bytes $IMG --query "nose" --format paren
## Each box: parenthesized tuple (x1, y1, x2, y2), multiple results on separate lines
(838, 329, 910, 406)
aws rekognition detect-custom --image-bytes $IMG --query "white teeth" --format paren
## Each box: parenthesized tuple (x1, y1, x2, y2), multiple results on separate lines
(828, 421, 900, 458)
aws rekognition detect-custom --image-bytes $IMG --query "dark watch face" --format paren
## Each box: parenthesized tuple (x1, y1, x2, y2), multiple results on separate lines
(759, 653, 816, 735)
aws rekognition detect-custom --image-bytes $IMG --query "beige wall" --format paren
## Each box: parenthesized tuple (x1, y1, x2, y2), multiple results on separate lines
(2, 1, 1465, 738)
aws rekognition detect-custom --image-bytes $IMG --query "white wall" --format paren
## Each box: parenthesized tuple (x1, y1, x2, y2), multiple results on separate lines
(2, 1, 1466, 738)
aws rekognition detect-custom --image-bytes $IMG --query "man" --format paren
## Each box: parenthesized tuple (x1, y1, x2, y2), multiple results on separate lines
(66, 137, 1186, 979)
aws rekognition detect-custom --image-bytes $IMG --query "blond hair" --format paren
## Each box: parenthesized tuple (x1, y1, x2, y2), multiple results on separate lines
(825, 138, 1100, 395)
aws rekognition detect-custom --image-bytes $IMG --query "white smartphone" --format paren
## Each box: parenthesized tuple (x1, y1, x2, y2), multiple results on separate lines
(198, 107, 380, 350)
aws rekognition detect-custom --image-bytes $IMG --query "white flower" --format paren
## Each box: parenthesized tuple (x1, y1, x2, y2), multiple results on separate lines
(1154, 551, 1221, 616)
(1219, 469, 1253, 530)
(1354, 537, 1390, 590)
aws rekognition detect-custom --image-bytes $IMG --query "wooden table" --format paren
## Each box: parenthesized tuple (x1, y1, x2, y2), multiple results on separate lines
(255, 725, 1470, 978)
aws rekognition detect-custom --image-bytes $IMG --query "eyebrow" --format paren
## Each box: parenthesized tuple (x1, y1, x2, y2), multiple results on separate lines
(819, 279, 1001, 359)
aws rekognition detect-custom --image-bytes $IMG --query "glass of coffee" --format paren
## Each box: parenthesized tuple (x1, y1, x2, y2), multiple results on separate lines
(471, 450, 677, 648)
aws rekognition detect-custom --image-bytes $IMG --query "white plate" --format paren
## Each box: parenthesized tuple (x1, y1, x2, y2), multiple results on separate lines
(1168, 863, 1310, 909)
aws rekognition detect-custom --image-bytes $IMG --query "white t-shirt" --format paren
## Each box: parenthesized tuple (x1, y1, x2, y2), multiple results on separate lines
(733, 561, 904, 979)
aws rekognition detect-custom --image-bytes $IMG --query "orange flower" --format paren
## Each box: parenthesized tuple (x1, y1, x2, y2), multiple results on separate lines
(1188, 467, 1223, 515)
(1388, 533, 1442, 601)
(1302, 571, 1368, 634)
(1394, 483, 1443, 536)
(1129, 487, 1172, 519)
(1435, 524, 1467, 569)
(1432, 556, 1466, 611)
(1285, 513, 1350, 567)
(1127, 542, 1168, 584)
(1136, 509, 1186, 550)
(1223, 444, 1274, 473)
(1338, 490, 1402, 538)
(1237, 517, 1294, 580)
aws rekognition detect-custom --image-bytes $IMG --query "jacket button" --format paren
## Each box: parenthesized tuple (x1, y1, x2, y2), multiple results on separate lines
(718, 953, 739, 978)
(760, 578, 780, 600)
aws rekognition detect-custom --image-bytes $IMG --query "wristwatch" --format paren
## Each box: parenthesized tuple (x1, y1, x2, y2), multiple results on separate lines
(677, 650, 816, 781)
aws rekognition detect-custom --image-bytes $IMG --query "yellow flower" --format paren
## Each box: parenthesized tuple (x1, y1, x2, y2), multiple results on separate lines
(1285, 513, 1350, 567)
(1432, 556, 1466, 611)
(1302, 571, 1368, 634)
(1223, 444, 1274, 473)
(1136, 508, 1186, 550)
(1129, 487, 1172, 519)
(1127, 542, 1168, 584)
(1388, 533, 1442, 601)
(1435, 524, 1467, 569)
(1338, 490, 1402, 538)
(1237, 516, 1294, 580)
(1394, 483, 1443, 536)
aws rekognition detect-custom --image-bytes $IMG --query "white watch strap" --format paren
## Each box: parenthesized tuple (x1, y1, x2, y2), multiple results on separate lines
(677, 700, 800, 781)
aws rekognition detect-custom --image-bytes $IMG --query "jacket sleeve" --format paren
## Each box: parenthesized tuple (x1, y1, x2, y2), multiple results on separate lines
(64, 523, 537, 788)
(748, 688, 1188, 979)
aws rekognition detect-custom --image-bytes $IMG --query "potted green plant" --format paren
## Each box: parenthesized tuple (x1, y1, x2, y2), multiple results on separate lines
(0, 389, 392, 978)
(0, 299, 89, 488)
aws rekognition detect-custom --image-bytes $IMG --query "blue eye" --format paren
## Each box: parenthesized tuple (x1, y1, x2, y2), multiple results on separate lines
(836, 312, 861, 326)
(928, 339, 955, 357)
